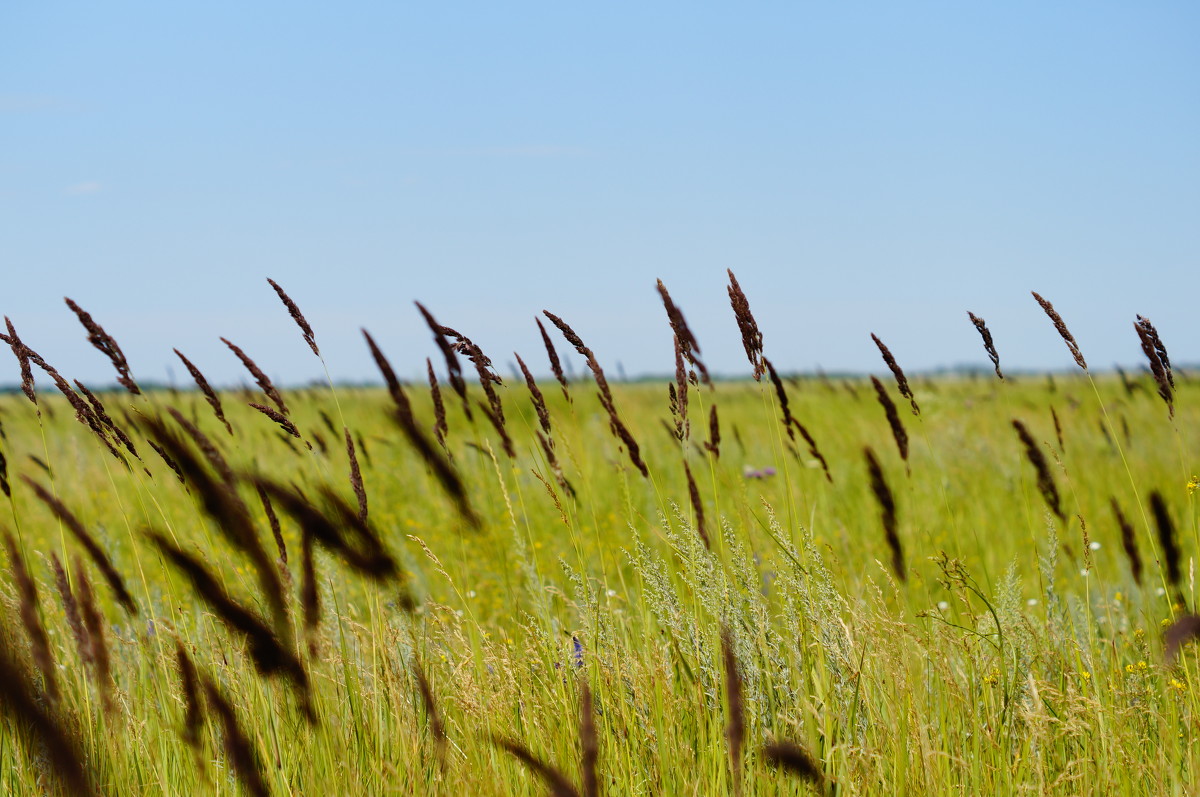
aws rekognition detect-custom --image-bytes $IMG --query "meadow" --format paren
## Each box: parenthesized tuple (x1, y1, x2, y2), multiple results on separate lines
(0, 276, 1196, 796)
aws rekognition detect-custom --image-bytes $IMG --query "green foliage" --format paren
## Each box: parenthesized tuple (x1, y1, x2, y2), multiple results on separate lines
(0, 369, 1196, 795)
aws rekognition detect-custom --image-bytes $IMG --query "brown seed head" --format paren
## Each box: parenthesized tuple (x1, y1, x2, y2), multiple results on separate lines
(515, 352, 551, 437)
(200, 672, 271, 797)
(22, 476, 137, 614)
(1031, 292, 1087, 370)
(1150, 490, 1182, 596)
(267, 277, 320, 357)
(726, 269, 764, 380)
(426, 358, 449, 447)
(536, 317, 571, 402)
(221, 337, 288, 415)
(656, 279, 710, 386)
(1110, 498, 1142, 586)
(579, 682, 598, 797)
(174, 349, 233, 434)
(5, 533, 58, 703)
(1011, 420, 1065, 521)
(363, 329, 414, 421)
(64, 297, 140, 394)
(865, 447, 904, 581)
(871, 333, 919, 416)
(73, 559, 113, 714)
(0, 637, 94, 796)
(1166, 615, 1200, 663)
(1134, 317, 1173, 416)
(871, 376, 908, 462)
(721, 625, 745, 796)
(703, 404, 721, 459)
(967, 312, 1003, 380)
(763, 739, 825, 786)
(3, 317, 39, 406)
(684, 459, 709, 549)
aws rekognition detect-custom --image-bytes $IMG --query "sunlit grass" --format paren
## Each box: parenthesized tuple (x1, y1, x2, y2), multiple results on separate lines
(0, 359, 1196, 795)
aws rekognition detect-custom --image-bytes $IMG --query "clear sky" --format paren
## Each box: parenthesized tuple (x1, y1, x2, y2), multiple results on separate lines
(2, 2, 1197, 388)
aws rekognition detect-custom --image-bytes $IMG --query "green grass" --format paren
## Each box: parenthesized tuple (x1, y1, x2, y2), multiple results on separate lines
(0, 362, 1197, 795)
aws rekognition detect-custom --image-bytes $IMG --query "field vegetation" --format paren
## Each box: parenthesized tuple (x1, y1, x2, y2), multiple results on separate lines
(0, 275, 1196, 795)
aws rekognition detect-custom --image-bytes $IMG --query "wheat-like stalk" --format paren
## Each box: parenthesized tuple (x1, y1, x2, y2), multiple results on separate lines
(1032, 292, 1087, 370)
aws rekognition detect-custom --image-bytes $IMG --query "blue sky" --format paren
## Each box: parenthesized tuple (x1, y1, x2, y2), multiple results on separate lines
(2, 2, 1197, 387)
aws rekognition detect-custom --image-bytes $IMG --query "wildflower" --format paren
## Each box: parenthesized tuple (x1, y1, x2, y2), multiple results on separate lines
(1114, 591, 1124, 603)
(572, 636, 584, 668)
(1079, 670, 1091, 683)
(1188, 476, 1199, 496)
(983, 670, 999, 686)
(1089, 541, 1101, 551)
(1169, 678, 1187, 692)
(1027, 598, 1039, 607)
(937, 601, 949, 611)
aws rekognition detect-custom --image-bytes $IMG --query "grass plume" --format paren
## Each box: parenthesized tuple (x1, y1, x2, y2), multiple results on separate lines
(870, 376, 909, 462)
(683, 459, 709, 549)
(267, 277, 320, 357)
(147, 528, 314, 720)
(73, 559, 114, 714)
(1032, 292, 1087, 371)
(763, 739, 826, 789)
(174, 349, 233, 434)
(865, 447, 905, 581)
(722, 625, 746, 797)
(1135, 316, 1173, 416)
(4, 532, 59, 703)
(656, 278, 710, 385)
(0, 635, 94, 796)
(1111, 497, 1142, 586)
(967, 312, 1003, 380)
(200, 671, 271, 797)
(1011, 420, 1066, 522)
(726, 269, 764, 380)
(222, 337, 289, 415)
(1149, 490, 1182, 601)
(64, 297, 140, 394)
(871, 333, 919, 416)
(704, 405, 721, 459)
(362, 329, 415, 422)
(537, 317, 571, 402)
(22, 475, 137, 614)
(416, 302, 471, 421)
(2, 317, 39, 407)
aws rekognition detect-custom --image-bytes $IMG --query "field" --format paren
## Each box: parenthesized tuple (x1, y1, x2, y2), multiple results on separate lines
(0, 282, 1196, 796)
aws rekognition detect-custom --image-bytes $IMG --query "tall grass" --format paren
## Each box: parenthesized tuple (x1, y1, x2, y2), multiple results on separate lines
(0, 278, 1195, 795)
